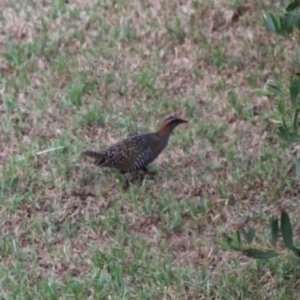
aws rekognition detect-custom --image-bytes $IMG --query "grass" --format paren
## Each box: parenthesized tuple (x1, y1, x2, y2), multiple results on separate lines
(1, 0, 300, 299)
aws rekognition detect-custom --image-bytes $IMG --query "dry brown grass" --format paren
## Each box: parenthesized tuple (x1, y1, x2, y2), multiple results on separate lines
(1, 0, 300, 299)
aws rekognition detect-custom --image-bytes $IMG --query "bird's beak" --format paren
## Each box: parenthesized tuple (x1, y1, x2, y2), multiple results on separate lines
(178, 118, 188, 124)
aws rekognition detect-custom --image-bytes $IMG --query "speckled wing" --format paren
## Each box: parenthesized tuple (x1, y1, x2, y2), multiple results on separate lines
(101, 134, 157, 173)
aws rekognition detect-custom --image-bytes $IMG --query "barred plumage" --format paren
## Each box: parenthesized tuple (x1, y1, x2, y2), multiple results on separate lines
(82, 116, 188, 175)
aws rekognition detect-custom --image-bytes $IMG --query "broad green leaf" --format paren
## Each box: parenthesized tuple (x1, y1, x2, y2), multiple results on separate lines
(287, 13, 300, 30)
(286, 2, 300, 12)
(293, 108, 300, 130)
(241, 228, 255, 245)
(282, 116, 288, 129)
(227, 236, 233, 244)
(243, 248, 279, 259)
(292, 246, 300, 258)
(268, 118, 282, 124)
(263, 13, 281, 33)
(287, 132, 300, 142)
(295, 157, 300, 178)
(253, 88, 270, 96)
(226, 236, 240, 250)
(219, 239, 230, 250)
(278, 126, 288, 141)
(278, 127, 300, 142)
(290, 74, 300, 107)
(280, 13, 296, 34)
(269, 216, 279, 247)
(236, 230, 241, 245)
(281, 211, 294, 250)
(267, 114, 282, 124)
(277, 100, 285, 115)
(267, 83, 284, 96)
(285, 132, 300, 142)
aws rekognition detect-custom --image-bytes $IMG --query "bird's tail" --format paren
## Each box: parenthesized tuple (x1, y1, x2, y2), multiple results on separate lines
(81, 150, 106, 166)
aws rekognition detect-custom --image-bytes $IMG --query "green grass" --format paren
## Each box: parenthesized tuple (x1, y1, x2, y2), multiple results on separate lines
(1, 0, 300, 299)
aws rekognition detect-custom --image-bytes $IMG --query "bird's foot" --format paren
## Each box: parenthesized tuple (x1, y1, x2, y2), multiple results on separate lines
(122, 178, 130, 190)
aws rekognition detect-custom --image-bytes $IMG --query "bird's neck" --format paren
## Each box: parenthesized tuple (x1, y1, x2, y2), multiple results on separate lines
(156, 123, 176, 137)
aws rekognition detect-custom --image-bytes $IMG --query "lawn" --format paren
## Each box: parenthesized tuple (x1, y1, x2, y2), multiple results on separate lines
(1, 0, 300, 299)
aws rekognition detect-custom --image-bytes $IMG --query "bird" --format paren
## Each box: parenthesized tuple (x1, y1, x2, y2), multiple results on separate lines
(82, 116, 188, 176)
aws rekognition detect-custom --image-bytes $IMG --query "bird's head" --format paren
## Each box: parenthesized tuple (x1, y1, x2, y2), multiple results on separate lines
(157, 115, 188, 135)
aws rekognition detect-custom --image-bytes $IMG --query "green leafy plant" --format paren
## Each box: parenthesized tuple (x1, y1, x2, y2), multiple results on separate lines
(254, 74, 300, 143)
(255, 1, 300, 174)
(259, 1, 300, 141)
(225, 211, 300, 260)
(263, 1, 300, 36)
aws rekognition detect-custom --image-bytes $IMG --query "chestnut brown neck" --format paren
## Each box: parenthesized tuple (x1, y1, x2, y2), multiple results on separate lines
(156, 120, 179, 136)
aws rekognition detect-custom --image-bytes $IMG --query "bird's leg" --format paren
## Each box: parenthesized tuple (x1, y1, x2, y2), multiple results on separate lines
(120, 170, 130, 190)
(123, 178, 130, 190)
(142, 167, 157, 177)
